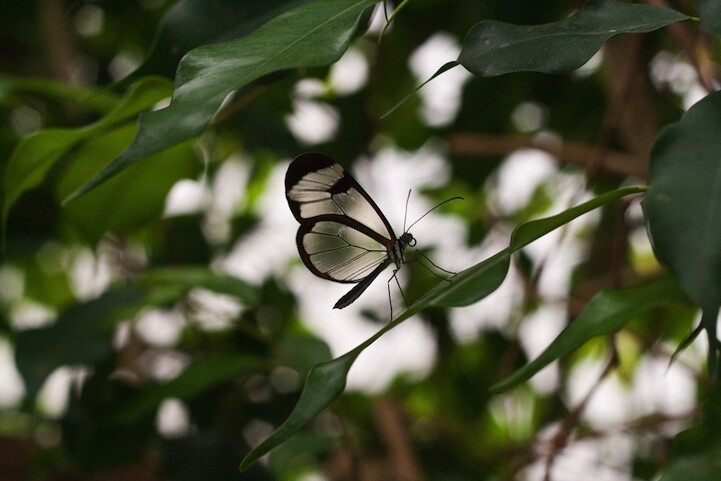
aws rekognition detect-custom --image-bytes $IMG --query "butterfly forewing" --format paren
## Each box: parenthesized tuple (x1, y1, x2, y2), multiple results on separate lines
(286, 153, 396, 241)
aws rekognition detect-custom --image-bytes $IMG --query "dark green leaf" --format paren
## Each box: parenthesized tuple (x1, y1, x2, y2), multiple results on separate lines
(112, 353, 256, 422)
(267, 432, 336, 475)
(15, 286, 144, 399)
(698, 0, 721, 39)
(2, 77, 172, 231)
(660, 446, 721, 481)
(55, 124, 199, 243)
(0, 75, 118, 113)
(64, 0, 379, 203)
(457, 0, 689, 76)
(381, 60, 460, 119)
(141, 267, 261, 306)
(129, 0, 313, 80)
(644, 91, 721, 375)
(644, 91, 721, 311)
(240, 350, 356, 470)
(416, 250, 511, 308)
(510, 186, 646, 250)
(491, 276, 689, 392)
(276, 335, 333, 375)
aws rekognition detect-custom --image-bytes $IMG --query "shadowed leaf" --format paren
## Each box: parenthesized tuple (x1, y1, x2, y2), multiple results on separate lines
(491, 276, 689, 392)
(65, 0, 378, 203)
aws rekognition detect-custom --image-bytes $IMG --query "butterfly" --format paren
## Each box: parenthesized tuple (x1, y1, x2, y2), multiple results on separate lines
(285, 152, 457, 312)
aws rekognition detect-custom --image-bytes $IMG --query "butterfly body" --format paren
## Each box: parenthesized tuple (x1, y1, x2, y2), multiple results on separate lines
(285, 153, 413, 309)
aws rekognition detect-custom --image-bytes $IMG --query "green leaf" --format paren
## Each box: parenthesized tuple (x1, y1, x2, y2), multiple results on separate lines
(644, 91, 721, 375)
(111, 353, 256, 422)
(660, 446, 721, 481)
(55, 123, 198, 243)
(0, 75, 119, 113)
(644, 91, 721, 311)
(457, 0, 689, 76)
(141, 267, 261, 306)
(64, 0, 378, 203)
(240, 185, 642, 470)
(14, 286, 144, 399)
(698, 0, 721, 39)
(491, 276, 689, 392)
(267, 432, 336, 476)
(415, 250, 511, 308)
(380, 60, 460, 120)
(2, 77, 172, 232)
(510, 186, 646, 251)
(128, 0, 313, 80)
(240, 350, 356, 470)
(276, 334, 333, 375)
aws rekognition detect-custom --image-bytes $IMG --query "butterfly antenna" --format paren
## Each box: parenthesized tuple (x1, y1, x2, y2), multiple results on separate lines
(403, 189, 412, 232)
(406, 196, 463, 232)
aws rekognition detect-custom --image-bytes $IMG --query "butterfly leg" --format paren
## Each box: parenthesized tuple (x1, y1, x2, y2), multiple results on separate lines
(405, 250, 456, 281)
(386, 275, 394, 321)
(385, 268, 408, 321)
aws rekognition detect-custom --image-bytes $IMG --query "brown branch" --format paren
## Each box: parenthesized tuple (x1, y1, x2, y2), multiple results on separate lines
(373, 396, 425, 481)
(447, 133, 647, 179)
(646, 0, 717, 93)
(38, 0, 77, 82)
(542, 350, 617, 481)
(600, 33, 665, 181)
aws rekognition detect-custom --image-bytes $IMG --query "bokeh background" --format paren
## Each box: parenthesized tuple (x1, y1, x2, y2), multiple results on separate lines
(0, 0, 712, 480)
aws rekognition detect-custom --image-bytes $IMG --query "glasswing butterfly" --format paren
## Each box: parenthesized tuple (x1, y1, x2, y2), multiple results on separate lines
(285, 152, 457, 311)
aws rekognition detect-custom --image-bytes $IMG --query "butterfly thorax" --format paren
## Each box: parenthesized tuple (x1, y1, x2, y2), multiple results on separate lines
(392, 232, 416, 268)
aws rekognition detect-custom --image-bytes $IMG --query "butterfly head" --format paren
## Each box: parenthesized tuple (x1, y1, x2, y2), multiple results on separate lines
(400, 232, 416, 248)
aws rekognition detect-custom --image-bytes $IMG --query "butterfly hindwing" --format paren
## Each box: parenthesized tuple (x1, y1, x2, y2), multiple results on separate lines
(296, 219, 390, 283)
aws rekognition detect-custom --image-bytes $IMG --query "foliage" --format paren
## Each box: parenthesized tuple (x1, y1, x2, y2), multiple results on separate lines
(0, 0, 719, 479)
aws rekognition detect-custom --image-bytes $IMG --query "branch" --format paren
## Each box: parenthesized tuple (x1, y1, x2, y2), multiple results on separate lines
(447, 133, 647, 179)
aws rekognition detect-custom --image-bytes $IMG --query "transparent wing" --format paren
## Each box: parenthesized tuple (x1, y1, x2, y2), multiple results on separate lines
(286, 153, 396, 242)
(297, 220, 391, 283)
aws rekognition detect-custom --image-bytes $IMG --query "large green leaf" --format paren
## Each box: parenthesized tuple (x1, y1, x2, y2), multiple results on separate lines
(457, 0, 689, 76)
(660, 447, 721, 481)
(0, 75, 118, 113)
(698, 0, 721, 39)
(64, 0, 378, 203)
(385, 0, 688, 118)
(491, 276, 689, 392)
(141, 267, 261, 307)
(55, 123, 198, 243)
(14, 286, 144, 399)
(128, 0, 312, 80)
(2, 77, 172, 231)
(644, 90, 721, 374)
(239, 185, 643, 470)
(111, 353, 257, 422)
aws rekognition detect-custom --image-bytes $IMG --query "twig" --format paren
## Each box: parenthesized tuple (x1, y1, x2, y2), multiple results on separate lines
(447, 133, 647, 179)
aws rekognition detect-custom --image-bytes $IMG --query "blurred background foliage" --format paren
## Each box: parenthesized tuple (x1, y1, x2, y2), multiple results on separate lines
(0, 0, 718, 480)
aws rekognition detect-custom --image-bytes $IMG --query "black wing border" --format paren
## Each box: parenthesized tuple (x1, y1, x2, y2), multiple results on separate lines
(286, 153, 400, 285)
(296, 215, 393, 284)
(285, 152, 397, 241)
